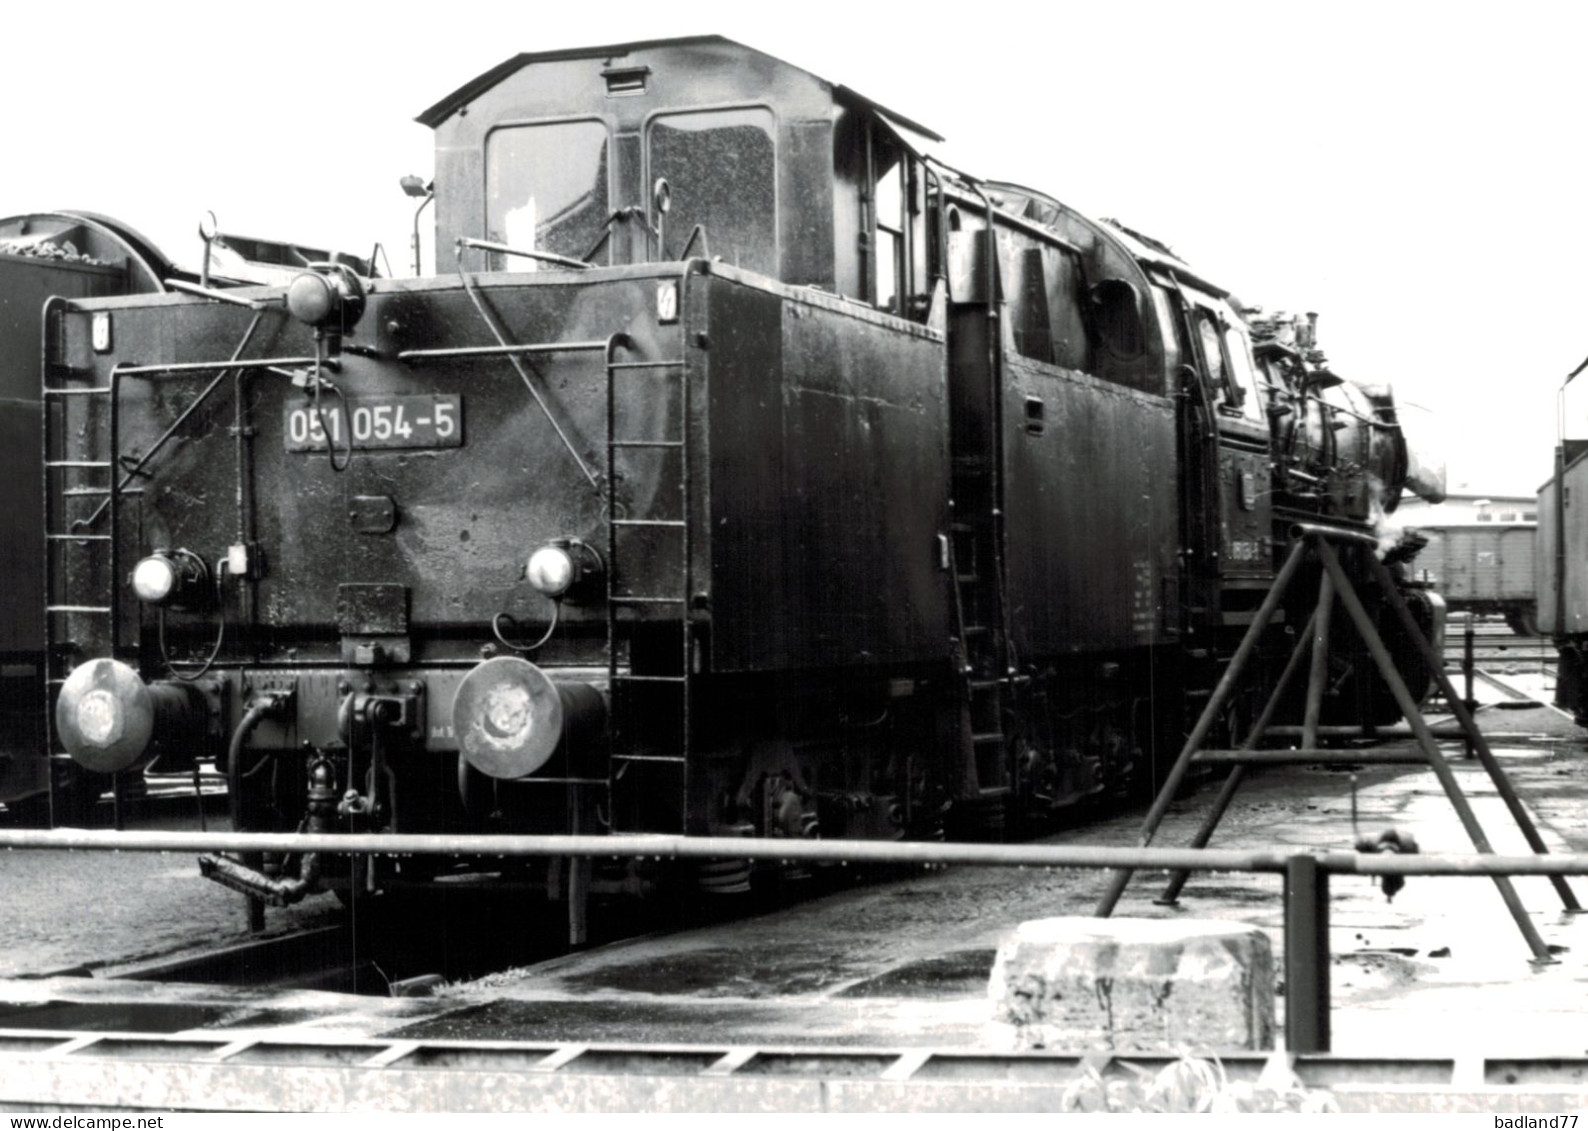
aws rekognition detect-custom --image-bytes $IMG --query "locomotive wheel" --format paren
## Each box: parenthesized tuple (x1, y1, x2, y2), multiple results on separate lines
(693, 857, 754, 895)
(948, 793, 1008, 842)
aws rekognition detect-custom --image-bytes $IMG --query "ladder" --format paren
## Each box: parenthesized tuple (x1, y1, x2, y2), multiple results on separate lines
(39, 296, 124, 826)
(603, 331, 693, 833)
(946, 513, 1013, 830)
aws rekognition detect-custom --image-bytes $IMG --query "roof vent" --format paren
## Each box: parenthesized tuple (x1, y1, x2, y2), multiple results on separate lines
(603, 66, 650, 95)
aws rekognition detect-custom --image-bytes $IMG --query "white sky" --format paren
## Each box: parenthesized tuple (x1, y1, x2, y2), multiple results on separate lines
(4, 1, 1583, 497)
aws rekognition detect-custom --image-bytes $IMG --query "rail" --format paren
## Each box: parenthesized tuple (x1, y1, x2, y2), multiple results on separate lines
(1, 1030, 1585, 1112)
(4, 828, 1586, 1054)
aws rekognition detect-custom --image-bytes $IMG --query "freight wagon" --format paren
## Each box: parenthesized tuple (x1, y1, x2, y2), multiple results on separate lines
(1412, 523, 1537, 635)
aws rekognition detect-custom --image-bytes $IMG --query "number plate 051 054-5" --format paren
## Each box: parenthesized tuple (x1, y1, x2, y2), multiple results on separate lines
(284, 394, 463, 451)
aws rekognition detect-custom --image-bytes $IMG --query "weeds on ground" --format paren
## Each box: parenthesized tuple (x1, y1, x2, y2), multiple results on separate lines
(1059, 1050, 1339, 1113)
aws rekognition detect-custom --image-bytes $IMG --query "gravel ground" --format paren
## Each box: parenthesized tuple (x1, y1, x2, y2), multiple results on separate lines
(0, 805, 339, 977)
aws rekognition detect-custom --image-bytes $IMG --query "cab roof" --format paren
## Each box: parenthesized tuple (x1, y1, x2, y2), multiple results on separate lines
(414, 34, 943, 142)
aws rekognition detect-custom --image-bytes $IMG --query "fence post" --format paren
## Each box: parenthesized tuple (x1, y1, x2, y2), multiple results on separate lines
(1284, 853, 1331, 1053)
(1464, 614, 1477, 760)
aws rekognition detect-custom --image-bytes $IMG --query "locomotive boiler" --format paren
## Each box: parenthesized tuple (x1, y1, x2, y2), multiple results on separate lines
(41, 37, 1439, 903)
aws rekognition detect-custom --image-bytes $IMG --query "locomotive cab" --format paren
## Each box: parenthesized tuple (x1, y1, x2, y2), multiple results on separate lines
(423, 37, 906, 296)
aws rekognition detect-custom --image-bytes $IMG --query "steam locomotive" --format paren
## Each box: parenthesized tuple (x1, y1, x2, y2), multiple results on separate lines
(0, 212, 180, 821)
(42, 37, 1440, 902)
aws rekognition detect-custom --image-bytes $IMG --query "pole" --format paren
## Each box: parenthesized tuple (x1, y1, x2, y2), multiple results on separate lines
(1463, 614, 1476, 760)
(1301, 571, 1335, 749)
(1284, 854, 1330, 1053)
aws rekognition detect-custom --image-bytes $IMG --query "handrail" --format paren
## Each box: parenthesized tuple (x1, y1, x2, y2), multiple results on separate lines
(3, 827, 1587, 876)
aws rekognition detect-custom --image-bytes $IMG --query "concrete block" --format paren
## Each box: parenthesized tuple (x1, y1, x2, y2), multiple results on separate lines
(987, 917, 1275, 1052)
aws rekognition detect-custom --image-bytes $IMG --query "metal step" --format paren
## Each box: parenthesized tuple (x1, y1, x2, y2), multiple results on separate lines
(608, 359, 686, 371)
(1193, 748, 1428, 765)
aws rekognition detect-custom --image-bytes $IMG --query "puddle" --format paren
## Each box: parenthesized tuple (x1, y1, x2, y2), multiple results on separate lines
(1332, 950, 1425, 992)
(0, 1000, 230, 1033)
(836, 948, 995, 999)
(557, 946, 859, 999)
(389, 998, 785, 1043)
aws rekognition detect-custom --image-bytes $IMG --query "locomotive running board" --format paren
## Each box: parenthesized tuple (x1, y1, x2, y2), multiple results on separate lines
(1095, 524, 1580, 971)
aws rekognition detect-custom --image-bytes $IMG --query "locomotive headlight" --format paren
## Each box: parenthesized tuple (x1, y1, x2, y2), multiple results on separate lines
(286, 263, 367, 331)
(526, 544, 576, 598)
(526, 538, 603, 602)
(287, 272, 336, 325)
(132, 550, 208, 607)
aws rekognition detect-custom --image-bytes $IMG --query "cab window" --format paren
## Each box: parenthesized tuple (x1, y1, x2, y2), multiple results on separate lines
(873, 150, 904, 312)
(1196, 309, 1262, 421)
(648, 108, 777, 275)
(1222, 325, 1266, 422)
(485, 120, 610, 270)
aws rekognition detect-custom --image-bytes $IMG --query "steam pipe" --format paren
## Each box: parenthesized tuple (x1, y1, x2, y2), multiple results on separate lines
(201, 754, 335, 907)
(199, 851, 322, 908)
(411, 189, 434, 277)
(224, 694, 290, 839)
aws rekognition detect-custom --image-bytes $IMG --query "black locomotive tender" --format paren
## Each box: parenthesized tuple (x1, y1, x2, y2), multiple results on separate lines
(44, 37, 1440, 902)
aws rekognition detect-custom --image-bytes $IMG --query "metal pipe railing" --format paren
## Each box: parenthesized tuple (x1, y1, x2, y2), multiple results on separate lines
(8, 828, 1583, 1055)
(7, 826, 1588, 875)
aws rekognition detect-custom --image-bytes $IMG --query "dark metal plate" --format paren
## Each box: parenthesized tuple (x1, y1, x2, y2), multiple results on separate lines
(336, 584, 409, 636)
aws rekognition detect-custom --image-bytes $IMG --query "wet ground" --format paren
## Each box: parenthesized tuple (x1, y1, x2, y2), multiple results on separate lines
(3, 663, 1588, 1059)
(0, 803, 341, 980)
(394, 666, 1588, 1055)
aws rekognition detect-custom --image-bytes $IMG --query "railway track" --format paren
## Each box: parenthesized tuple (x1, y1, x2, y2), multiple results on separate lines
(1440, 619, 1554, 668)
